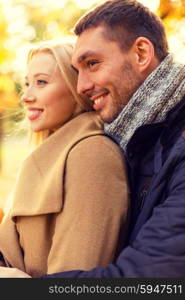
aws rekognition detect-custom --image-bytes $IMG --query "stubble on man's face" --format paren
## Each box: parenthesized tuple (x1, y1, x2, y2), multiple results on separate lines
(99, 60, 143, 123)
(72, 25, 144, 124)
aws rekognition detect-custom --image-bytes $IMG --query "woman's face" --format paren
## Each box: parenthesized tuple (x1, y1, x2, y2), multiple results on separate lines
(21, 52, 77, 132)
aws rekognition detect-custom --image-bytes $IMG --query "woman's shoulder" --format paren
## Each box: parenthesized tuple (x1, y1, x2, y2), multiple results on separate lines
(69, 134, 124, 164)
(68, 111, 104, 133)
(66, 134, 127, 184)
(69, 112, 123, 155)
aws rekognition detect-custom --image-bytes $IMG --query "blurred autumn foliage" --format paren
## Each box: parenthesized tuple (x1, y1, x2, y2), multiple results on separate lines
(0, 0, 184, 174)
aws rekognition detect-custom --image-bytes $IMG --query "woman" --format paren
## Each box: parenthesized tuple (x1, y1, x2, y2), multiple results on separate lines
(0, 42, 129, 277)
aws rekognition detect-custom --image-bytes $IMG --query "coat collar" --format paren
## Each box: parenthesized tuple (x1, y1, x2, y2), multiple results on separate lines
(10, 112, 103, 217)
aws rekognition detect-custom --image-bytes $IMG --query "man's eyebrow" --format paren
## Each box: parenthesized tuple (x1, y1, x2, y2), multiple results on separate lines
(71, 50, 98, 72)
(77, 50, 97, 63)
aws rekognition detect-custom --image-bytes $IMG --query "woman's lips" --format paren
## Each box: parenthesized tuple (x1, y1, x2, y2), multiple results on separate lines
(27, 108, 44, 121)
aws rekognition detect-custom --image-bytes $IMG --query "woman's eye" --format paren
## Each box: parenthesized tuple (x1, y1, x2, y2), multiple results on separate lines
(25, 82, 29, 87)
(37, 79, 48, 85)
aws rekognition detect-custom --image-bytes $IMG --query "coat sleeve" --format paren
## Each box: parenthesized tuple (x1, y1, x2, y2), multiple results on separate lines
(45, 155, 185, 277)
(47, 135, 129, 274)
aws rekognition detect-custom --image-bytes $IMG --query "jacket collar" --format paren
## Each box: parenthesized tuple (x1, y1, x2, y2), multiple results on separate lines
(126, 96, 185, 157)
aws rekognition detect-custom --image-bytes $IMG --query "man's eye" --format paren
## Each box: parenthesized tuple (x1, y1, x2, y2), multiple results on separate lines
(37, 79, 48, 85)
(87, 60, 99, 68)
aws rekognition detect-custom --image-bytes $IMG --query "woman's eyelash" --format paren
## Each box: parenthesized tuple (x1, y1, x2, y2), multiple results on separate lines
(24, 80, 48, 87)
(37, 79, 48, 84)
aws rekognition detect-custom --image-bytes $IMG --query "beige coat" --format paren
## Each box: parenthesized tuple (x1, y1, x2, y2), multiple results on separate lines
(0, 112, 129, 277)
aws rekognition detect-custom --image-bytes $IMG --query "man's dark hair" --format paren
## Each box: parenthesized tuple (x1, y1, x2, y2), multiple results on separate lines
(74, 0, 168, 61)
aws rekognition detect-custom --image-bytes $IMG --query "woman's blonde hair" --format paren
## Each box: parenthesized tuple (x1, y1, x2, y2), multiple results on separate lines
(26, 41, 93, 146)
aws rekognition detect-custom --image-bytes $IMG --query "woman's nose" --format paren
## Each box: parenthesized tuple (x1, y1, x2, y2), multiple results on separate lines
(20, 93, 36, 103)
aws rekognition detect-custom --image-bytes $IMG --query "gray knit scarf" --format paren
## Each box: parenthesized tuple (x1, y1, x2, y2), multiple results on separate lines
(104, 54, 185, 151)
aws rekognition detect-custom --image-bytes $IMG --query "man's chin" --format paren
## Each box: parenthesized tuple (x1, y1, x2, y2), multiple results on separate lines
(98, 110, 120, 124)
(98, 113, 114, 124)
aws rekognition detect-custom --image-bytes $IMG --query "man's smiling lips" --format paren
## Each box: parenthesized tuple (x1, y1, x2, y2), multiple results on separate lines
(27, 107, 44, 121)
(90, 93, 109, 111)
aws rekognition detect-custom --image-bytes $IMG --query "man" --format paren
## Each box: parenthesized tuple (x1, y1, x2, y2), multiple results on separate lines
(43, 0, 185, 278)
(3, 0, 184, 278)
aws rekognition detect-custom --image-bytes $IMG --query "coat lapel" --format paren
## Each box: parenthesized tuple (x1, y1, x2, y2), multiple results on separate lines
(0, 213, 25, 270)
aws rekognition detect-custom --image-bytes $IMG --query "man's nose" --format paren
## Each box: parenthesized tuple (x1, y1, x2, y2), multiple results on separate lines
(77, 72, 94, 96)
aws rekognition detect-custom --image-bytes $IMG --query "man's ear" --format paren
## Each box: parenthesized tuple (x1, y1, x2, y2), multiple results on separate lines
(132, 37, 156, 73)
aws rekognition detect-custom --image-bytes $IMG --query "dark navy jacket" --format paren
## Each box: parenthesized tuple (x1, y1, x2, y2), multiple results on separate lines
(45, 97, 185, 277)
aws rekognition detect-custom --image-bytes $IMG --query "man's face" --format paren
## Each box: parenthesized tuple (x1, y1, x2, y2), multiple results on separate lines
(72, 25, 143, 123)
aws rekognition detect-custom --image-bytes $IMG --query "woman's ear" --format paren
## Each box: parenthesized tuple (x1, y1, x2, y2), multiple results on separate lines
(132, 37, 156, 73)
